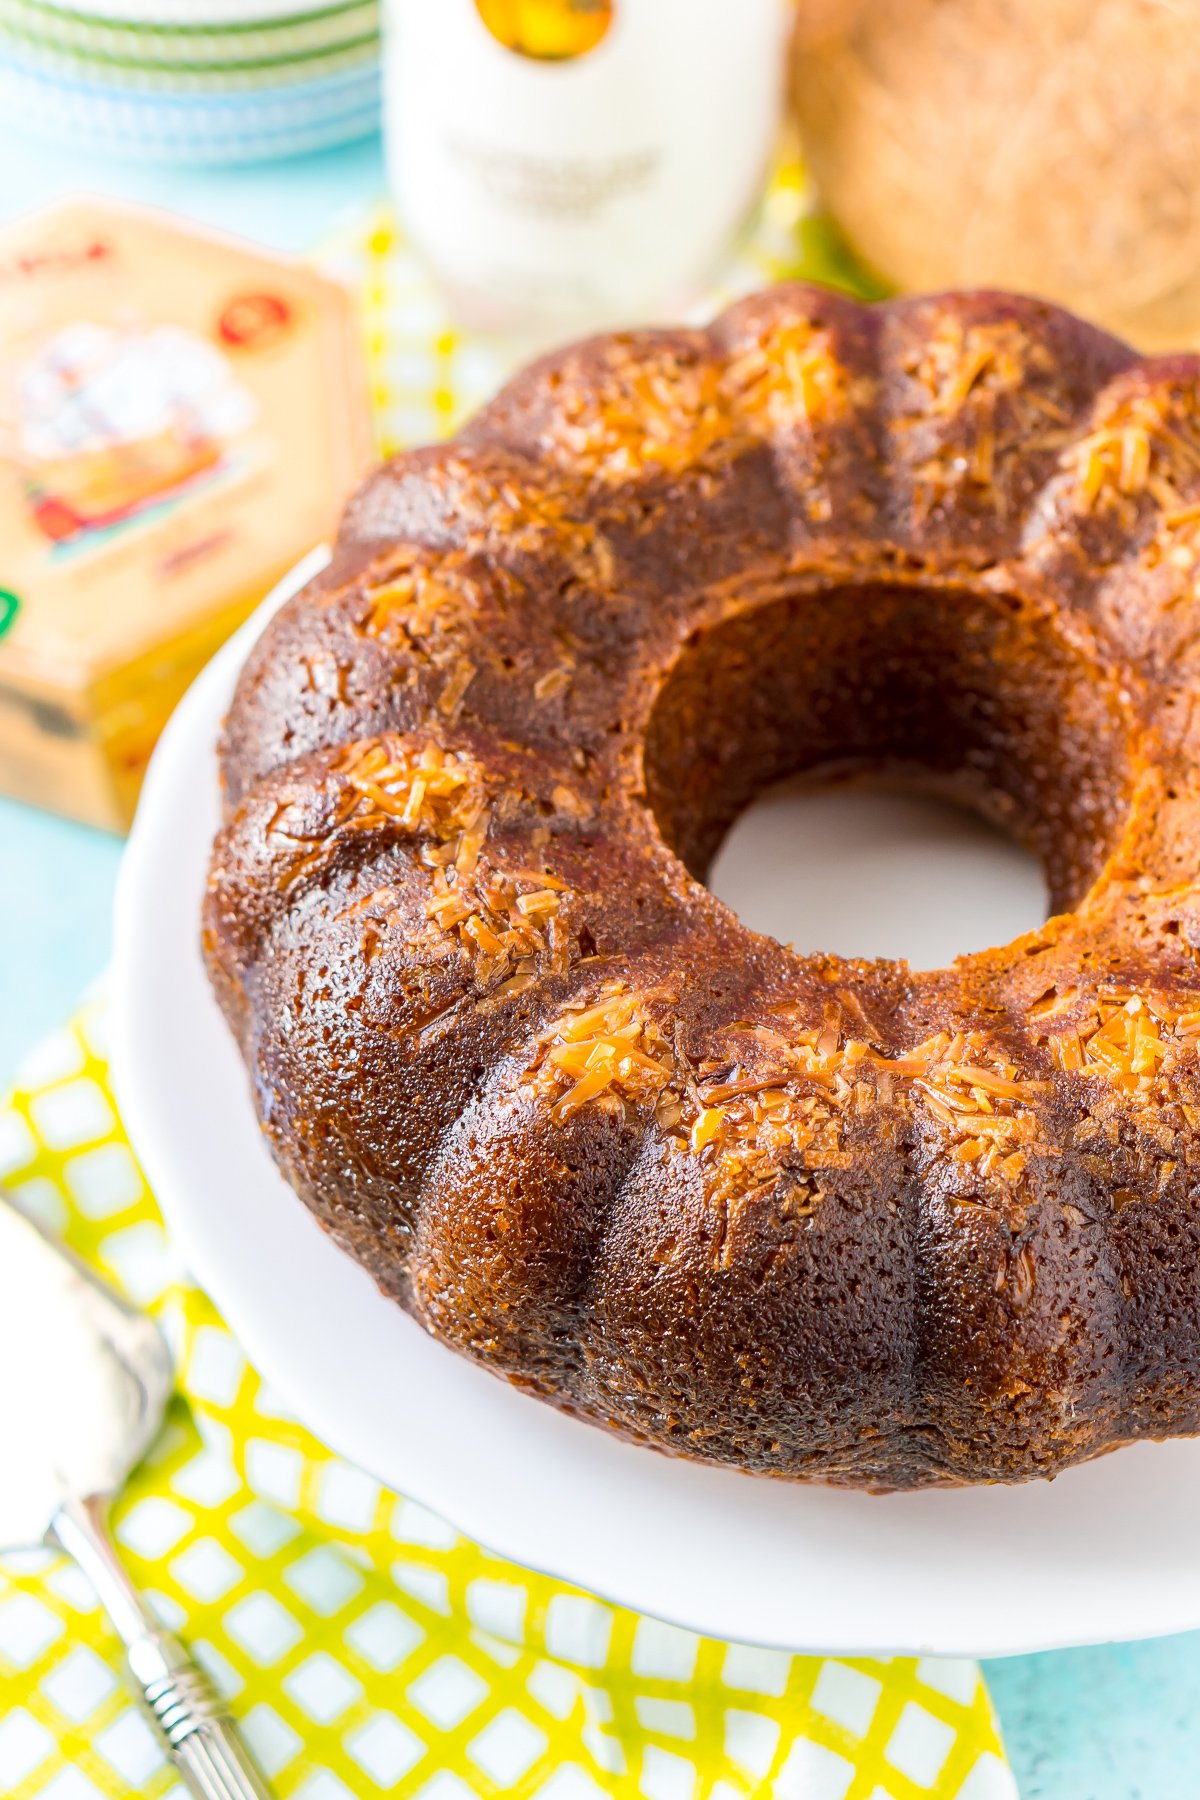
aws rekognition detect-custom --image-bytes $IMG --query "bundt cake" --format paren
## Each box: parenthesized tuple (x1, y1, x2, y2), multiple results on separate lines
(204, 284, 1200, 1489)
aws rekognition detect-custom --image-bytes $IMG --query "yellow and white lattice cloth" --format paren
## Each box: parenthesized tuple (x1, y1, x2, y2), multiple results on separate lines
(0, 181, 1018, 1800)
(0, 998, 1017, 1799)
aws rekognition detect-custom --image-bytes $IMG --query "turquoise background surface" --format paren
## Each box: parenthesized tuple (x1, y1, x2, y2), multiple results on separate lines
(1, 125, 1199, 1800)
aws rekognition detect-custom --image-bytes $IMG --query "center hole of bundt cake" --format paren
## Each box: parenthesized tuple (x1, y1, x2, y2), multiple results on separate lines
(707, 779, 1045, 968)
(642, 579, 1135, 962)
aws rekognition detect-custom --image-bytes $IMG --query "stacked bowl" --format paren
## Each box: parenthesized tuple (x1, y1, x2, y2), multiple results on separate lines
(0, 0, 381, 163)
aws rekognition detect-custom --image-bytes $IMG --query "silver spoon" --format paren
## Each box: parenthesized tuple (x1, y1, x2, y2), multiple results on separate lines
(0, 1188, 271, 1800)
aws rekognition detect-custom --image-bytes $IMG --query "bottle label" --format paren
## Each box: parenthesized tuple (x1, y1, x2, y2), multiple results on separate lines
(474, 0, 613, 60)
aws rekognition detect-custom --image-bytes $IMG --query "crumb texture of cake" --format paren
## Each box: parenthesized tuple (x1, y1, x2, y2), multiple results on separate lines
(204, 284, 1200, 1488)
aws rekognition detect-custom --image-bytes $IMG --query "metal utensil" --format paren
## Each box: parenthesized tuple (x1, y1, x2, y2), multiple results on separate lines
(0, 1188, 271, 1800)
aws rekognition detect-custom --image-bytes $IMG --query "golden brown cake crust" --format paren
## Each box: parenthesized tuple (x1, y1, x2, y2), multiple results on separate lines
(205, 284, 1200, 1488)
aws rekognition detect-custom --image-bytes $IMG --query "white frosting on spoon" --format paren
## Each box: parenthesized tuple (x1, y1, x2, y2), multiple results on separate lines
(0, 1201, 148, 1549)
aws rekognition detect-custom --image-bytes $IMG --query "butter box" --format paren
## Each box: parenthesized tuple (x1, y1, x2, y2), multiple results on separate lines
(0, 199, 371, 829)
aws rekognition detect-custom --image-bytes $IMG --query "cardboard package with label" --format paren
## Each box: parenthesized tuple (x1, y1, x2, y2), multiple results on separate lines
(0, 200, 371, 829)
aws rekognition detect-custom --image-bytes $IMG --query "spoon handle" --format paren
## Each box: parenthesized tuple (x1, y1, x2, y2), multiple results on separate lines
(52, 1493, 272, 1800)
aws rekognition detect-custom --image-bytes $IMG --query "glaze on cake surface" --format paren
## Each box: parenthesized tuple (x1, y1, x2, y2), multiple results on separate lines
(205, 284, 1200, 1488)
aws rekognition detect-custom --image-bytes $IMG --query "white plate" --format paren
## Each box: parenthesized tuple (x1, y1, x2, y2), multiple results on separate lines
(112, 553, 1200, 1659)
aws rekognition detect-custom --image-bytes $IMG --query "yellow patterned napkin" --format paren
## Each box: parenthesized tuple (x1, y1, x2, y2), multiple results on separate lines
(0, 997, 1017, 1799)
(0, 174, 1017, 1799)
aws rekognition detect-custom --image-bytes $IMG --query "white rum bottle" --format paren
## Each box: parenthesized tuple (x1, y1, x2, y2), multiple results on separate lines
(385, 0, 788, 334)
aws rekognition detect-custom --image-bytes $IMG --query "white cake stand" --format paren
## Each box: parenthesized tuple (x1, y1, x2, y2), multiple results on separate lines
(111, 553, 1200, 1659)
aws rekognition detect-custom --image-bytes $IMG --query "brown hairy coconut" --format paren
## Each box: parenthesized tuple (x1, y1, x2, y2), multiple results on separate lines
(792, 0, 1200, 349)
